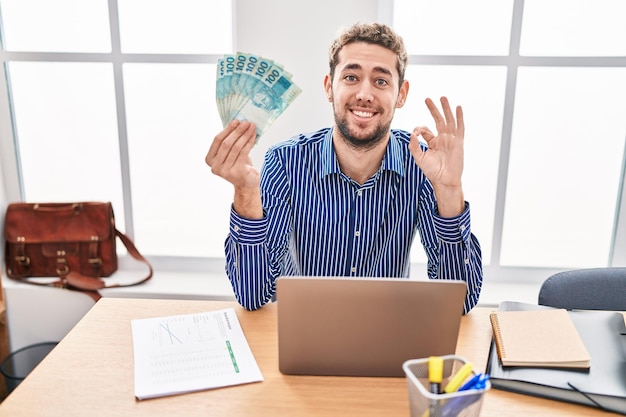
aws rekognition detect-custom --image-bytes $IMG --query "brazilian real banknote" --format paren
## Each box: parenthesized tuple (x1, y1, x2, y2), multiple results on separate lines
(216, 52, 302, 140)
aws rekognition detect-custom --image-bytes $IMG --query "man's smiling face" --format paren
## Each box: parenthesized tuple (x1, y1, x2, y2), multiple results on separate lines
(325, 41, 408, 150)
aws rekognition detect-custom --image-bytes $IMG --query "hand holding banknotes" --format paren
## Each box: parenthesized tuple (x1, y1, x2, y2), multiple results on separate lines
(206, 118, 264, 219)
(207, 53, 301, 219)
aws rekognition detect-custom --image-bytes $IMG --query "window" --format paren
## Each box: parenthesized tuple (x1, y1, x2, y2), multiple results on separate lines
(2, 0, 625, 286)
(393, 0, 626, 274)
(0, 0, 234, 268)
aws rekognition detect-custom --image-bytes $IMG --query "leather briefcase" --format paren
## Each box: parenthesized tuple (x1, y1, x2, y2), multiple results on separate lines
(3, 202, 152, 295)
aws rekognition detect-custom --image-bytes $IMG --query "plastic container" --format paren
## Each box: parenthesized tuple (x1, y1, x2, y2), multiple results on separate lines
(1, 342, 58, 394)
(403, 355, 490, 417)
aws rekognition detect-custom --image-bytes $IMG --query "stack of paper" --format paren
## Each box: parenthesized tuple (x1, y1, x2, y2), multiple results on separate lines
(131, 308, 263, 400)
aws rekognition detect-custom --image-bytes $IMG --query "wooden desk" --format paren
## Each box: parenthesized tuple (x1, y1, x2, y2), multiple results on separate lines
(0, 299, 619, 416)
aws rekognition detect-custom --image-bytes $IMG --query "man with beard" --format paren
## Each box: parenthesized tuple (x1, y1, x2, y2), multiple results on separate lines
(206, 22, 483, 313)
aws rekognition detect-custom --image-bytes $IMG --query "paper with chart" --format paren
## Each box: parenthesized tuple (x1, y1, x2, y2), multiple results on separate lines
(131, 308, 263, 400)
(216, 52, 301, 140)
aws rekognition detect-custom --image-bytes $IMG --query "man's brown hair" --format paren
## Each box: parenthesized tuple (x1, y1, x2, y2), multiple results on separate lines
(328, 22, 408, 85)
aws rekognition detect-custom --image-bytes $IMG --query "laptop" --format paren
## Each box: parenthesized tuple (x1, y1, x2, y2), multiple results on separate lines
(276, 276, 467, 377)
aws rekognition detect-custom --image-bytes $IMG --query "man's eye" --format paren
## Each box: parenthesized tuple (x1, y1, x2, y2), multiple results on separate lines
(345, 75, 357, 82)
(375, 79, 388, 86)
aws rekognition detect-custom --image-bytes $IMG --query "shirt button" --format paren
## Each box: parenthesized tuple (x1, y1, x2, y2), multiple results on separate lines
(234, 226, 240, 232)
(355, 231, 360, 237)
(464, 258, 469, 264)
(460, 225, 466, 232)
(351, 267, 357, 273)
(357, 190, 362, 197)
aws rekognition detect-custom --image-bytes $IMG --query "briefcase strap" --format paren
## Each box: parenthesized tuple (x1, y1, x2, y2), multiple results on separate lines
(8, 229, 153, 299)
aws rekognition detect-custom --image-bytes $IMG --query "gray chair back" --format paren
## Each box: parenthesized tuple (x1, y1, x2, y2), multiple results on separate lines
(538, 267, 626, 311)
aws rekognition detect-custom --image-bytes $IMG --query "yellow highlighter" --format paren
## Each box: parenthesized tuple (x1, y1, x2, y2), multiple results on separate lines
(428, 356, 444, 394)
(443, 362, 473, 393)
(427, 356, 443, 417)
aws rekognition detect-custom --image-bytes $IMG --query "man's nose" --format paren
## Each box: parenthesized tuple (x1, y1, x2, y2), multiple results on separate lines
(355, 82, 374, 102)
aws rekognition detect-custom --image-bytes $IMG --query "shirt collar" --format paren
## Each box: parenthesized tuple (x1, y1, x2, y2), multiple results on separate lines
(321, 128, 406, 178)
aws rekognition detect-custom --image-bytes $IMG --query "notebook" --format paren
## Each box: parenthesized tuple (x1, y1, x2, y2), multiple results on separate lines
(489, 309, 591, 368)
(276, 276, 467, 377)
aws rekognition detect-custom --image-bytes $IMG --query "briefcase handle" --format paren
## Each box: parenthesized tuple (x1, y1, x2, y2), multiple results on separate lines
(32, 203, 83, 213)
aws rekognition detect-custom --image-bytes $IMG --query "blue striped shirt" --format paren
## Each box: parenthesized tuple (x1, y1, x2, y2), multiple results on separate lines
(225, 127, 483, 313)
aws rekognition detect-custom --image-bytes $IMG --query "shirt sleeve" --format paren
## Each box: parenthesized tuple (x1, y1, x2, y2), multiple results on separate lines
(418, 181, 484, 314)
(224, 207, 273, 310)
(224, 150, 293, 310)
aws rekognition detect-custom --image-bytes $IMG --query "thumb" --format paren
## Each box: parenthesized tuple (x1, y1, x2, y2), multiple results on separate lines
(408, 132, 427, 167)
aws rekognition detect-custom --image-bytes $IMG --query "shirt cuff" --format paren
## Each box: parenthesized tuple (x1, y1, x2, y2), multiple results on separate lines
(230, 205, 267, 245)
(432, 201, 472, 243)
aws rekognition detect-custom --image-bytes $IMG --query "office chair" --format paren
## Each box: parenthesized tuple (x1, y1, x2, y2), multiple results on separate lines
(538, 267, 626, 311)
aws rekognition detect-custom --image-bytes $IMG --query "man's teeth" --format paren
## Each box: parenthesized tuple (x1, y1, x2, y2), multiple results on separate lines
(353, 110, 374, 118)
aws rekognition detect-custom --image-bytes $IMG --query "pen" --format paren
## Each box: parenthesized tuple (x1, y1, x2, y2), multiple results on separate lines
(428, 356, 443, 417)
(458, 373, 489, 392)
(443, 362, 473, 393)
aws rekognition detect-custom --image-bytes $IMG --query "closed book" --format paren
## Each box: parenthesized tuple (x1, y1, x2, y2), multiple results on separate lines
(489, 308, 590, 368)
(487, 301, 626, 415)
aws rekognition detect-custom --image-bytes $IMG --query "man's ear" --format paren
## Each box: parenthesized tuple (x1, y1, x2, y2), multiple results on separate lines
(396, 80, 409, 108)
(323, 74, 333, 102)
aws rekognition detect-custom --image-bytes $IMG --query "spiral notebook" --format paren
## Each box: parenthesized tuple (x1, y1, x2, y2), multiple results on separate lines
(489, 308, 591, 369)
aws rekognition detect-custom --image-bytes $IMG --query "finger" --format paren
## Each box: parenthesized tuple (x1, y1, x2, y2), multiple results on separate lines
(425, 97, 445, 132)
(456, 105, 465, 138)
(206, 119, 241, 166)
(223, 122, 256, 168)
(412, 126, 435, 143)
(440, 96, 457, 129)
(207, 120, 256, 169)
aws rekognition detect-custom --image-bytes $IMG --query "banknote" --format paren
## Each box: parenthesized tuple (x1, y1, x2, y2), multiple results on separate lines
(216, 54, 236, 122)
(216, 52, 301, 141)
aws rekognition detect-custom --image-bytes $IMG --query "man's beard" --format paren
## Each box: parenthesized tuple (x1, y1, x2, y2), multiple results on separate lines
(334, 105, 391, 151)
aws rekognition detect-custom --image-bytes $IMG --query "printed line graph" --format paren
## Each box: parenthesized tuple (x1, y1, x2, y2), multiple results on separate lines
(159, 322, 183, 345)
